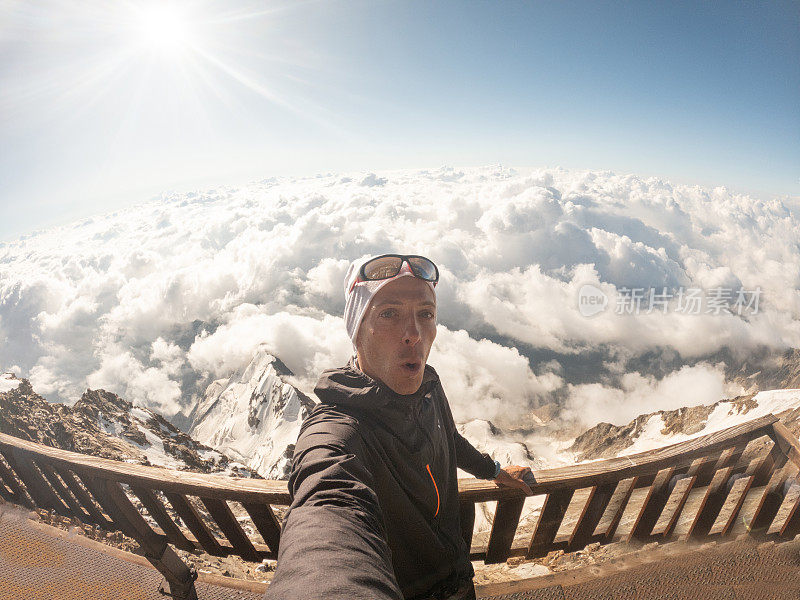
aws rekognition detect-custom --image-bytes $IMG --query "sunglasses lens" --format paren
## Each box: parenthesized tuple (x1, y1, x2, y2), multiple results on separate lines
(408, 257, 438, 282)
(362, 256, 403, 280)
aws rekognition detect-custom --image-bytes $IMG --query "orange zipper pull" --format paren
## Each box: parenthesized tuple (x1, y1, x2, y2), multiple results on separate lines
(426, 463, 440, 517)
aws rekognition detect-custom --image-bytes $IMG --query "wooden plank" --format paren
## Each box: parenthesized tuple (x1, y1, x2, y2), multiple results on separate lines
(631, 473, 657, 489)
(751, 442, 786, 486)
(0, 432, 290, 506)
(707, 454, 769, 536)
(78, 473, 142, 538)
(593, 477, 637, 540)
(165, 492, 226, 557)
(0, 475, 12, 501)
(701, 444, 745, 475)
(459, 500, 476, 551)
(131, 485, 196, 552)
(686, 466, 734, 539)
(652, 475, 696, 537)
(748, 466, 796, 534)
(52, 465, 113, 529)
(776, 482, 800, 539)
(687, 455, 721, 487)
(767, 480, 800, 537)
(627, 467, 675, 542)
(0, 448, 70, 516)
(770, 422, 800, 469)
(242, 502, 282, 554)
(485, 496, 526, 564)
(0, 414, 778, 506)
(568, 482, 617, 549)
(38, 461, 91, 522)
(527, 488, 574, 558)
(715, 446, 745, 468)
(0, 453, 33, 508)
(200, 497, 259, 562)
(708, 475, 753, 536)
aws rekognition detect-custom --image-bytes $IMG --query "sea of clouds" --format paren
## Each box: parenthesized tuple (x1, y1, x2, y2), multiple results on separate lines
(2, 166, 799, 429)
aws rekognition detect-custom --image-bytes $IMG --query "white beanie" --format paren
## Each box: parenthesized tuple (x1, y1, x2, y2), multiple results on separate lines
(344, 255, 436, 347)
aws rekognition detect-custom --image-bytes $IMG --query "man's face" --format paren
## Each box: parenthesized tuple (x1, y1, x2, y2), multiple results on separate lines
(355, 275, 437, 395)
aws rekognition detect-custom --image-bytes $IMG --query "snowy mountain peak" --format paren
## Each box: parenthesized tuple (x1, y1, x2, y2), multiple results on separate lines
(190, 345, 315, 479)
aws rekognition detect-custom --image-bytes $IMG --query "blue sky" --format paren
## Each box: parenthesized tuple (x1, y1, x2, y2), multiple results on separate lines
(1, 0, 798, 241)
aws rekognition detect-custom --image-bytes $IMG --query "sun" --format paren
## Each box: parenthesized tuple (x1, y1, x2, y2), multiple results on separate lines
(133, 4, 193, 57)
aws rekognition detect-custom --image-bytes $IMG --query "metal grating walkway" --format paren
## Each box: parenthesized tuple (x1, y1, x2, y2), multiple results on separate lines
(0, 506, 266, 600)
(478, 537, 800, 599)
(3, 503, 800, 599)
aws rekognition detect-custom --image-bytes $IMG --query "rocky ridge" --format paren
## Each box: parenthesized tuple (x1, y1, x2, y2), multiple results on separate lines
(0, 373, 246, 474)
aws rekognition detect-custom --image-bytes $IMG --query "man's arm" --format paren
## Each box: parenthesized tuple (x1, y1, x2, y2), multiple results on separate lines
(454, 429, 501, 480)
(437, 381, 533, 493)
(454, 431, 533, 493)
(265, 416, 402, 600)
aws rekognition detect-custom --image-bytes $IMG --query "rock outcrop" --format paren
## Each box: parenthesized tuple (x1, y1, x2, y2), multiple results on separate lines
(0, 375, 244, 474)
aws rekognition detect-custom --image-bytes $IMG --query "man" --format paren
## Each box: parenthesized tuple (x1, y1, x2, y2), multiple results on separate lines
(266, 253, 532, 600)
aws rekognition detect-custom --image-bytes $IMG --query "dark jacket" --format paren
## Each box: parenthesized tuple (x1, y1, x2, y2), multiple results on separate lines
(265, 360, 498, 600)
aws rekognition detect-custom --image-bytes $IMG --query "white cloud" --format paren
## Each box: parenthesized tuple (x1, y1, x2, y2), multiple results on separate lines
(563, 363, 746, 429)
(1, 166, 798, 427)
(430, 328, 562, 423)
(187, 307, 353, 396)
(85, 351, 183, 416)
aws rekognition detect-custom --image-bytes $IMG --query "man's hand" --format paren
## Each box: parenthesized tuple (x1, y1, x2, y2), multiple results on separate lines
(493, 465, 532, 495)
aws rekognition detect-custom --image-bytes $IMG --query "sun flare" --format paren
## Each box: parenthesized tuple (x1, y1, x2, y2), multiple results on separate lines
(134, 5, 193, 56)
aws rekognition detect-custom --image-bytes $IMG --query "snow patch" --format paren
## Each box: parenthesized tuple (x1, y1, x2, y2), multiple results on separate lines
(0, 373, 21, 393)
(617, 388, 800, 456)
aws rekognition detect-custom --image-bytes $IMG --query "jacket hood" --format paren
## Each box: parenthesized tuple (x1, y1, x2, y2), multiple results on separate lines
(314, 357, 440, 411)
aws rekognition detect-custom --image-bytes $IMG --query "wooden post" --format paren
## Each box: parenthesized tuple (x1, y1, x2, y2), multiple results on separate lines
(51, 465, 113, 529)
(593, 477, 638, 542)
(749, 468, 796, 535)
(628, 467, 675, 542)
(131, 486, 196, 552)
(80, 475, 198, 600)
(485, 496, 526, 563)
(651, 475, 696, 538)
(242, 502, 282, 554)
(0, 453, 33, 508)
(38, 461, 92, 522)
(1, 449, 70, 516)
(201, 497, 260, 561)
(568, 482, 616, 550)
(165, 492, 226, 556)
(527, 488, 574, 558)
(685, 467, 734, 539)
(770, 422, 800, 469)
(771, 480, 800, 539)
(708, 474, 753, 536)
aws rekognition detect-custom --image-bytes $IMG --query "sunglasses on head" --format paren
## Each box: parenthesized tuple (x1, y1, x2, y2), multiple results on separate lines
(350, 254, 439, 292)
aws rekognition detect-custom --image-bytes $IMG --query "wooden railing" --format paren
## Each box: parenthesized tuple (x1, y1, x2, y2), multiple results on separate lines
(1, 413, 800, 599)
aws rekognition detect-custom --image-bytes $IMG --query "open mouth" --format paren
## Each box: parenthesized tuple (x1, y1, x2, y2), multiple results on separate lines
(401, 361, 421, 374)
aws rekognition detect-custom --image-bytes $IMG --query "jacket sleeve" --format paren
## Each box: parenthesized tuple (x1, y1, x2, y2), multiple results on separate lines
(454, 430, 498, 480)
(432, 379, 498, 480)
(264, 413, 403, 600)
